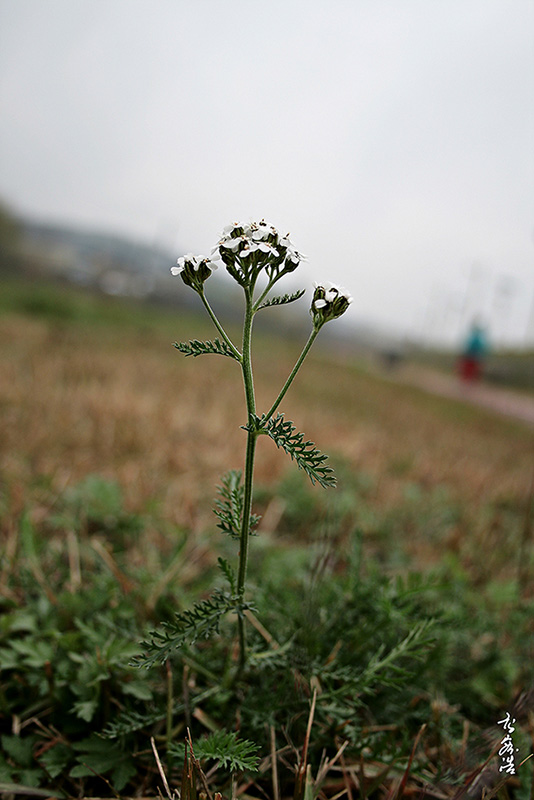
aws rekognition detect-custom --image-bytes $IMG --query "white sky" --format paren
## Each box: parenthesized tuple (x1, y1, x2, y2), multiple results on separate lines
(1, 0, 533, 346)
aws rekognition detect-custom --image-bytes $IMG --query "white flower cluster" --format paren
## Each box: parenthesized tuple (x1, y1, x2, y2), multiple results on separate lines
(211, 220, 305, 286)
(170, 224, 353, 330)
(311, 281, 353, 327)
(170, 253, 218, 291)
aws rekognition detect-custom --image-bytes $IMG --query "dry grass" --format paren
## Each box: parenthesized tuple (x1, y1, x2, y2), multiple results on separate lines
(0, 295, 532, 572)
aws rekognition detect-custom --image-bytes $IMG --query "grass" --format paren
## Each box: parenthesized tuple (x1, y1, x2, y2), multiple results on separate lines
(0, 277, 530, 528)
(0, 275, 533, 798)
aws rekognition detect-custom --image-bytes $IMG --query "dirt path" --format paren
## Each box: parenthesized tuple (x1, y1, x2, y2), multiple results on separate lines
(392, 364, 534, 428)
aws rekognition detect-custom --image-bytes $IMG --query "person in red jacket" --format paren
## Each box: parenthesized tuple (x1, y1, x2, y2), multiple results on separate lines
(458, 320, 489, 382)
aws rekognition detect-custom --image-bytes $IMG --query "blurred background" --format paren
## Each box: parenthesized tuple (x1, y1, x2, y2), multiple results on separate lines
(0, 0, 533, 353)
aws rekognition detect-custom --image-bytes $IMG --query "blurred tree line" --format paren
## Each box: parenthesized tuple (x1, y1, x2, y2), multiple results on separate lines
(0, 201, 22, 273)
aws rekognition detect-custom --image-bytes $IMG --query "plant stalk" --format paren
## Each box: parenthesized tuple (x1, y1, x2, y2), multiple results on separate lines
(235, 289, 258, 672)
(166, 659, 173, 771)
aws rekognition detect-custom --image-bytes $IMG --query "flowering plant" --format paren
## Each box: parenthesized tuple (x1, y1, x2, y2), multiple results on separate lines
(136, 220, 352, 674)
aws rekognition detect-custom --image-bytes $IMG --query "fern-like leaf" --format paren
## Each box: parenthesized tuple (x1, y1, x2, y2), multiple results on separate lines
(320, 619, 436, 706)
(170, 731, 260, 773)
(103, 687, 220, 739)
(255, 413, 336, 488)
(257, 288, 305, 310)
(217, 556, 237, 596)
(132, 590, 235, 669)
(102, 707, 168, 739)
(213, 470, 261, 539)
(174, 338, 240, 360)
(358, 619, 436, 691)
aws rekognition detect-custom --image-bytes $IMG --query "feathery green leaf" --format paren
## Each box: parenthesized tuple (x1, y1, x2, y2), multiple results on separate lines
(213, 470, 261, 539)
(132, 590, 235, 669)
(102, 687, 220, 739)
(174, 338, 240, 360)
(217, 556, 237, 596)
(255, 413, 336, 488)
(171, 731, 260, 773)
(102, 707, 166, 739)
(257, 288, 305, 310)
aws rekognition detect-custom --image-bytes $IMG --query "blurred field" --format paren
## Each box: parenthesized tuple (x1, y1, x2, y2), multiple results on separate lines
(1, 277, 532, 577)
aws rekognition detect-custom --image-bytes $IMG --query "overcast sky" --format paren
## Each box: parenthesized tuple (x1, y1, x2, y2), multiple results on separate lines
(1, 0, 533, 345)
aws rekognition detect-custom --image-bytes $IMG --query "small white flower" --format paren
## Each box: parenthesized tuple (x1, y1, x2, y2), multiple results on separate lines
(222, 222, 242, 235)
(278, 236, 295, 250)
(238, 240, 280, 258)
(177, 252, 195, 265)
(195, 256, 208, 269)
(311, 280, 353, 327)
(314, 280, 336, 292)
(313, 281, 352, 304)
(338, 286, 353, 304)
(257, 242, 279, 256)
(251, 220, 276, 241)
(219, 238, 242, 252)
(171, 253, 196, 276)
(279, 235, 307, 262)
(170, 253, 217, 289)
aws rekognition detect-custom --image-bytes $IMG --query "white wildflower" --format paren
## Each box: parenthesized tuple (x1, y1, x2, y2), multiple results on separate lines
(311, 281, 353, 327)
(170, 253, 217, 291)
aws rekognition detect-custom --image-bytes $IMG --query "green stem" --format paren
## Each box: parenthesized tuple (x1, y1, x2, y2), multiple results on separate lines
(236, 289, 257, 673)
(199, 289, 242, 361)
(236, 429, 257, 671)
(263, 327, 319, 423)
(165, 659, 173, 769)
(241, 289, 257, 415)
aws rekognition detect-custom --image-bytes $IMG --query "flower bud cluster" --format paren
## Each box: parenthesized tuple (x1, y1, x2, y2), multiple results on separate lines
(311, 282, 353, 328)
(170, 253, 218, 292)
(211, 220, 305, 287)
